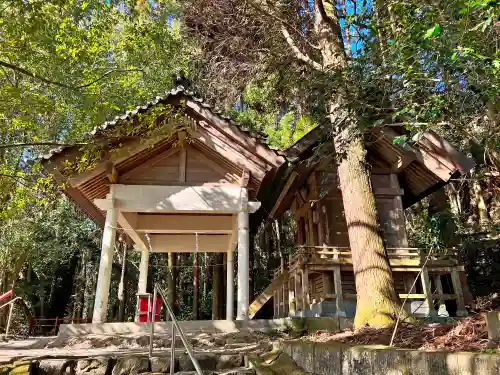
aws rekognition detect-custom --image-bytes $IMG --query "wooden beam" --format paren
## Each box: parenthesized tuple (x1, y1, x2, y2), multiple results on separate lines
(94, 184, 261, 213)
(148, 233, 231, 252)
(135, 214, 234, 234)
(179, 147, 187, 183)
(392, 151, 416, 174)
(105, 161, 119, 183)
(239, 169, 250, 187)
(116, 212, 149, 252)
(269, 171, 298, 219)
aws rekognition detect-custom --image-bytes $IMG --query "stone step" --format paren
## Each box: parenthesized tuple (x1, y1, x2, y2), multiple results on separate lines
(32, 353, 259, 375)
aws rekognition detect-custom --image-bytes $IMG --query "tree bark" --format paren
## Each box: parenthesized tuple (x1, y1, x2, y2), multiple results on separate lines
(167, 252, 178, 315)
(117, 243, 127, 322)
(212, 253, 222, 320)
(309, 0, 404, 329)
(193, 253, 199, 320)
(336, 136, 404, 328)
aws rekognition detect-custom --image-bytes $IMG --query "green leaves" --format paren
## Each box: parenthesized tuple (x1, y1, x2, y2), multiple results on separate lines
(423, 23, 441, 39)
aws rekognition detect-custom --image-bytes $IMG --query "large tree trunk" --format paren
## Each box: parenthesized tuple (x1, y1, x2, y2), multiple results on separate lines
(211, 253, 222, 320)
(311, 0, 403, 329)
(193, 253, 199, 320)
(117, 243, 127, 322)
(167, 252, 177, 315)
(336, 135, 404, 328)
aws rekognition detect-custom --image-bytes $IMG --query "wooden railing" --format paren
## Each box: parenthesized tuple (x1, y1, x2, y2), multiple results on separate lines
(286, 245, 458, 269)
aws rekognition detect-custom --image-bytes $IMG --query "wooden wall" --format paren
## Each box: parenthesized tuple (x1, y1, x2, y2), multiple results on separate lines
(291, 158, 408, 249)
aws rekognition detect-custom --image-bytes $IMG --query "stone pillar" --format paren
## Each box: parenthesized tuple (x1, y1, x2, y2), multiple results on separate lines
(92, 190, 118, 323)
(451, 268, 468, 316)
(226, 249, 234, 320)
(138, 250, 150, 294)
(236, 188, 249, 320)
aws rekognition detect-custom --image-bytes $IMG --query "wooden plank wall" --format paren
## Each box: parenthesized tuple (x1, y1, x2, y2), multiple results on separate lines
(292, 159, 408, 249)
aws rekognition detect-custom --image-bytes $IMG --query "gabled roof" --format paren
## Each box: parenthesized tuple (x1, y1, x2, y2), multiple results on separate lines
(41, 87, 285, 227)
(265, 125, 476, 218)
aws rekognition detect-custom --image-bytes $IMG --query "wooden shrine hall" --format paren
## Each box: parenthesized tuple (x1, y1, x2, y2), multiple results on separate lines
(42, 87, 475, 323)
(251, 126, 476, 319)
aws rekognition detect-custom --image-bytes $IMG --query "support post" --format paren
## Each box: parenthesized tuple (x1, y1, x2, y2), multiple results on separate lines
(421, 267, 437, 317)
(138, 250, 150, 294)
(333, 267, 346, 317)
(288, 276, 295, 316)
(237, 188, 249, 320)
(294, 271, 301, 311)
(433, 274, 449, 317)
(92, 190, 118, 323)
(226, 250, 234, 320)
(301, 268, 310, 313)
(451, 268, 468, 316)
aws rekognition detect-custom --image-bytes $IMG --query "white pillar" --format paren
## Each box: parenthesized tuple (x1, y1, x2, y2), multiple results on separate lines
(138, 250, 150, 294)
(92, 190, 118, 323)
(226, 250, 234, 320)
(236, 188, 249, 320)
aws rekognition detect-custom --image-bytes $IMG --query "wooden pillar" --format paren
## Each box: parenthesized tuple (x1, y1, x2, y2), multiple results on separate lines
(138, 250, 150, 294)
(301, 268, 310, 312)
(333, 267, 346, 317)
(237, 188, 249, 320)
(92, 190, 117, 323)
(433, 274, 448, 316)
(226, 249, 234, 320)
(421, 268, 437, 317)
(288, 276, 295, 316)
(451, 268, 468, 316)
(294, 271, 301, 312)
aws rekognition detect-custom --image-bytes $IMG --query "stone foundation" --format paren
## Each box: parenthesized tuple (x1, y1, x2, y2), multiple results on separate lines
(277, 340, 500, 375)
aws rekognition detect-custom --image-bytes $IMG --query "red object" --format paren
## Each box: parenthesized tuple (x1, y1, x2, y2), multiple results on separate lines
(138, 294, 162, 322)
(0, 289, 12, 302)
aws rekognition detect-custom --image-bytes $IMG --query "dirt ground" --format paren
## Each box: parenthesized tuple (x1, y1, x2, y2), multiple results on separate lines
(303, 311, 498, 352)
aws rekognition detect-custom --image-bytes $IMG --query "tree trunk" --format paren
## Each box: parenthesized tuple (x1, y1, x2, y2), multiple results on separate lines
(193, 253, 199, 320)
(310, 0, 404, 329)
(167, 252, 177, 315)
(211, 253, 222, 320)
(117, 243, 127, 322)
(472, 179, 490, 228)
(336, 135, 404, 328)
(273, 219, 284, 272)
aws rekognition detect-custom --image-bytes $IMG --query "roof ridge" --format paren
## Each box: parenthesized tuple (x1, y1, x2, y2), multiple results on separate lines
(40, 86, 273, 160)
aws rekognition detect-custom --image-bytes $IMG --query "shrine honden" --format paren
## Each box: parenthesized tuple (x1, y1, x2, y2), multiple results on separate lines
(41, 87, 475, 323)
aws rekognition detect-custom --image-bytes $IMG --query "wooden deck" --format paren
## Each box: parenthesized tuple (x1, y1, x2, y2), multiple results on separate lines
(262, 246, 468, 320)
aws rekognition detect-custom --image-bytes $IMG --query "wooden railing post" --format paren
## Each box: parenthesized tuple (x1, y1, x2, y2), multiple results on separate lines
(301, 267, 310, 313)
(288, 275, 295, 316)
(451, 268, 468, 316)
(433, 274, 448, 317)
(333, 267, 346, 317)
(421, 268, 437, 317)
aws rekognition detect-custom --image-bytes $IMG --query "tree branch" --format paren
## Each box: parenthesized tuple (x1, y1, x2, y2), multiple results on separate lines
(245, 0, 320, 50)
(0, 60, 142, 90)
(280, 26, 323, 71)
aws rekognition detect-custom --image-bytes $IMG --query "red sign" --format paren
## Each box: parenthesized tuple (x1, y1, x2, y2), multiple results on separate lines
(0, 289, 12, 302)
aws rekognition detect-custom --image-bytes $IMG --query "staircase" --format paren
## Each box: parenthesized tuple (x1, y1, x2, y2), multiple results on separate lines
(248, 271, 288, 319)
(0, 331, 273, 375)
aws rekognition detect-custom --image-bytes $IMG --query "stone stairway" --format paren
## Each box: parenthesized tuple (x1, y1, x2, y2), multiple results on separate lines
(0, 331, 275, 375)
